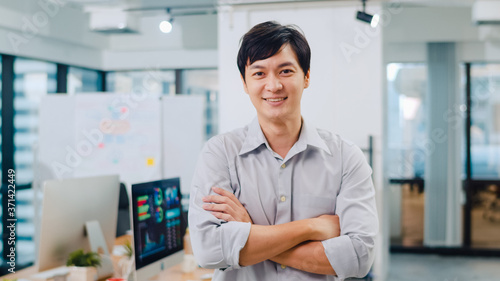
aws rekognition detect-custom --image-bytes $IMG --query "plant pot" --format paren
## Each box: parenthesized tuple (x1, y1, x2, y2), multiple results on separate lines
(69, 266, 98, 281)
(117, 256, 135, 280)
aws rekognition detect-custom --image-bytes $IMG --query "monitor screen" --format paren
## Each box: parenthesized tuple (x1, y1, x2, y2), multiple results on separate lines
(131, 178, 184, 270)
(37, 175, 119, 277)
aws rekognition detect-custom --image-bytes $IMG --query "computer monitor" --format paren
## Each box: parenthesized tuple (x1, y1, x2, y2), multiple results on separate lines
(131, 178, 184, 281)
(37, 175, 120, 276)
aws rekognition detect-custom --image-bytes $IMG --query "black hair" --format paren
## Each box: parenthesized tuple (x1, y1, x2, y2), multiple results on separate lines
(237, 21, 311, 81)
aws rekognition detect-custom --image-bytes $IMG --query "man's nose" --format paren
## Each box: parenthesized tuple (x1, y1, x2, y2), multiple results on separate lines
(265, 75, 283, 92)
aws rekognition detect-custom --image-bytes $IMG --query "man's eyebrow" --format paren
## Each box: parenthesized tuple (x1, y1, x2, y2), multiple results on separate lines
(248, 64, 266, 70)
(278, 62, 296, 68)
(248, 61, 297, 69)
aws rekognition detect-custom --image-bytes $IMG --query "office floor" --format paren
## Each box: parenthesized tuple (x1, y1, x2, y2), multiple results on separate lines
(387, 253, 500, 281)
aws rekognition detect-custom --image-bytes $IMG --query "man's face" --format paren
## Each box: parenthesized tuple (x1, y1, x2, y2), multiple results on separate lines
(242, 44, 310, 123)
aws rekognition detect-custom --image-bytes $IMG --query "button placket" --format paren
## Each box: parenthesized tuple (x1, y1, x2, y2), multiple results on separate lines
(279, 161, 286, 203)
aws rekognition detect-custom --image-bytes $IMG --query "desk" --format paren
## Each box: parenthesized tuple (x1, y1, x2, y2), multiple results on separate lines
(0, 235, 214, 281)
(0, 264, 213, 281)
(151, 264, 213, 281)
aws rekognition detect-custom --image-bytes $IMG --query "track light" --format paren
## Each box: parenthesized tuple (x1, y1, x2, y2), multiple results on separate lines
(356, 0, 379, 28)
(159, 8, 173, 33)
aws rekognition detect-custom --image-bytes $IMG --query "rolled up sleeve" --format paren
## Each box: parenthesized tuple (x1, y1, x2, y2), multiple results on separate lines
(188, 137, 251, 270)
(322, 144, 378, 279)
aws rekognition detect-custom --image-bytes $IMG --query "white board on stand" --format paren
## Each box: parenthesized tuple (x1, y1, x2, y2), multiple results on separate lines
(161, 95, 205, 195)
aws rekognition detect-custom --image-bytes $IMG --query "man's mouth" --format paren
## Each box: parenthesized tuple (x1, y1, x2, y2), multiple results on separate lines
(263, 97, 287, 102)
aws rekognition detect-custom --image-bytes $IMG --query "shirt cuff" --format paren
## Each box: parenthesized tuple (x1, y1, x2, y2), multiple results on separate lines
(322, 235, 358, 279)
(220, 221, 251, 270)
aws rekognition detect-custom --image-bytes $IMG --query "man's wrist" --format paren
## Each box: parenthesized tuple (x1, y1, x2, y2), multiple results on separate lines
(298, 218, 317, 242)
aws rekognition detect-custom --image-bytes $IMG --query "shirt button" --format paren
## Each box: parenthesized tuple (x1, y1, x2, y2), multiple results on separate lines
(281, 163, 286, 168)
(281, 264, 286, 269)
(280, 196, 286, 202)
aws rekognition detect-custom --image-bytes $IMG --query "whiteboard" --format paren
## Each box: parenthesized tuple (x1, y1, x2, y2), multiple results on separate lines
(73, 94, 162, 185)
(37, 93, 205, 192)
(162, 95, 205, 195)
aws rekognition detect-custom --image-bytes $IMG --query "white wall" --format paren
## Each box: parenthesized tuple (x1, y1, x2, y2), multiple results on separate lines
(218, 1, 387, 279)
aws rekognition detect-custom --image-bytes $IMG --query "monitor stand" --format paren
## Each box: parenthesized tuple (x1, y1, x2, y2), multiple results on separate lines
(85, 220, 114, 279)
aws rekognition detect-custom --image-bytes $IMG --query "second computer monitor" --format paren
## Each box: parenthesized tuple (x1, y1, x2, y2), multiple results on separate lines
(131, 177, 184, 280)
(37, 175, 120, 272)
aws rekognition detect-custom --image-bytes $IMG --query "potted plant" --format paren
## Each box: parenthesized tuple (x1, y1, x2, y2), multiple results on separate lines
(117, 240, 135, 281)
(66, 249, 101, 281)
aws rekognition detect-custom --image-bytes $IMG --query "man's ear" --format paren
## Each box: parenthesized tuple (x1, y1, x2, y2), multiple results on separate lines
(241, 74, 249, 94)
(304, 70, 310, 89)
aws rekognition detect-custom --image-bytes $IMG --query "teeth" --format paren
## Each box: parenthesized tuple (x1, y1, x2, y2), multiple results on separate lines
(266, 98, 285, 102)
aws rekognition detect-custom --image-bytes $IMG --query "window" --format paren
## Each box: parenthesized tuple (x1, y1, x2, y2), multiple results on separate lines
(67, 67, 103, 94)
(0, 55, 2, 259)
(14, 58, 57, 184)
(13, 58, 57, 266)
(106, 70, 175, 95)
(182, 69, 219, 139)
(0, 55, 2, 184)
(470, 63, 500, 179)
(386, 63, 427, 179)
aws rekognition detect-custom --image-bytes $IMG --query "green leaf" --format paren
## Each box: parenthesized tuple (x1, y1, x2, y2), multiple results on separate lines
(66, 249, 102, 267)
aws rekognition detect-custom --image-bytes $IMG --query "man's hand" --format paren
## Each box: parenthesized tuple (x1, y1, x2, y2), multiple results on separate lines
(309, 215, 340, 241)
(202, 187, 253, 223)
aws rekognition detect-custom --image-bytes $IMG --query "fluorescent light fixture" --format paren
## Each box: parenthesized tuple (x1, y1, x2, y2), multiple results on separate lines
(356, 0, 379, 28)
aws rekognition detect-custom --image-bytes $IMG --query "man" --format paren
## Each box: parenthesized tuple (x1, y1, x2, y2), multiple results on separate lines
(188, 21, 378, 280)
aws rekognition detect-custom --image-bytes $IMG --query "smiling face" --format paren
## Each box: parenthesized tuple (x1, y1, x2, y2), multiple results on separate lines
(242, 44, 310, 124)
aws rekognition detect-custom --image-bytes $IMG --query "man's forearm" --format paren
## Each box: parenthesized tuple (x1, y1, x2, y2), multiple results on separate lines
(270, 241, 336, 275)
(239, 220, 314, 266)
(239, 214, 339, 267)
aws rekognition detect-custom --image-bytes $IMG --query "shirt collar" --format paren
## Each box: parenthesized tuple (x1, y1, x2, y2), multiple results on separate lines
(239, 117, 268, 155)
(239, 117, 332, 156)
(296, 118, 332, 156)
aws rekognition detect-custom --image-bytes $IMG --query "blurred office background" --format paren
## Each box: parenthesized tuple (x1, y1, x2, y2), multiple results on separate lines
(0, 0, 499, 280)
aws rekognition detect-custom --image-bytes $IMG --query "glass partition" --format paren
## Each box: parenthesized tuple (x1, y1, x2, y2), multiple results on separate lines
(469, 63, 500, 249)
(106, 70, 175, 95)
(387, 63, 427, 247)
(182, 69, 219, 139)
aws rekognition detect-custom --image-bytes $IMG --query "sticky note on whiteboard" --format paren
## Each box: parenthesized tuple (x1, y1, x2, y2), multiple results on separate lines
(146, 158, 155, 166)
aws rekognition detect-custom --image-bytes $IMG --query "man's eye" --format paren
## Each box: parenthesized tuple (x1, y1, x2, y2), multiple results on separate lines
(253, 72, 264, 76)
(281, 69, 293, 74)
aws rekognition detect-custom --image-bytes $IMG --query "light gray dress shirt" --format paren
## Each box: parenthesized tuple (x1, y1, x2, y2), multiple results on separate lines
(188, 117, 378, 281)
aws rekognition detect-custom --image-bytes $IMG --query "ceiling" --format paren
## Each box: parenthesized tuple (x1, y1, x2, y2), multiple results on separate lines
(1, 0, 479, 16)
(62, 0, 479, 13)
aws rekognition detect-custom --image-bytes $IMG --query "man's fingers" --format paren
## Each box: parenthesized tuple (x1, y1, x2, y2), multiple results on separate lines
(211, 187, 243, 205)
(211, 211, 234, 222)
(212, 186, 229, 195)
(203, 187, 243, 208)
(203, 194, 230, 204)
(202, 202, 233, 213)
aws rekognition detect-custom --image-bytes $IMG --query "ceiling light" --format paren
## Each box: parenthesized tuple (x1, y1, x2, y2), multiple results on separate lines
(159, 20, 172, 33)
(356, 0, 379, 28)
(159, 8, 173, 33)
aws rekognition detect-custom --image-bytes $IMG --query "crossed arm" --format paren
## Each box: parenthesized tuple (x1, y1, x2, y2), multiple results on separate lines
(202, 187, 339, 275)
